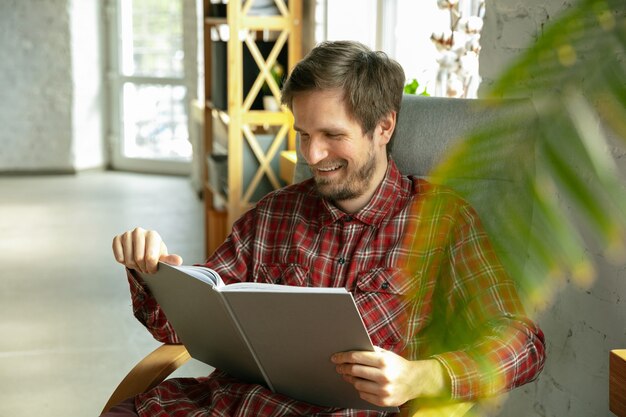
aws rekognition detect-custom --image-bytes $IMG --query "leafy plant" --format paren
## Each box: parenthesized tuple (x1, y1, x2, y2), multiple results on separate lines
(430, 0, 626, 310)
(262, 62, 285, 96)
(404, 78, 430, 96)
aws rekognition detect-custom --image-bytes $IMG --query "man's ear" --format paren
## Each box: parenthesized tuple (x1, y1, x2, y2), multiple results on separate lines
(376, 111, 397, 146)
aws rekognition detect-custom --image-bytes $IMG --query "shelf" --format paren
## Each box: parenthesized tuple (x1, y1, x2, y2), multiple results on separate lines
(204, 17, 228, 26)
(203, 180, 228, 208)
(279, 150, 297, 184)
(202, 0, 302, 257)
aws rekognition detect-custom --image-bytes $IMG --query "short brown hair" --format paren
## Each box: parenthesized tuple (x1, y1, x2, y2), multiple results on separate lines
(281, 41, 405, 148)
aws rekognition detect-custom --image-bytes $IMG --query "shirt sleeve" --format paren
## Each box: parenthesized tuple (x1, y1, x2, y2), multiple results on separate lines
(126, 268, 181, 344)
(125, 208, 258, 343)
(199, 207, 257, 285)
(430, 202, 546, 401)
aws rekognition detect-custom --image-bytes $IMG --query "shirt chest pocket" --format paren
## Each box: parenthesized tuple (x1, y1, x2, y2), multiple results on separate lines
(354, 268, 417, 351)
(255, 263, 310, 286)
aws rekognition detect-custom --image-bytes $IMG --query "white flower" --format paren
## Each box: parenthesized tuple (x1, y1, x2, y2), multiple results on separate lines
(446, 74, 464, 97)
(466, 16, 484, 33)
(431, 30, 454, 51)
(437, 51, 459, 69)
(457, 17, 470, 32)
(437, 0, 459, 9)
(465, 37, 481, 53)
(459, 51, 480, 75)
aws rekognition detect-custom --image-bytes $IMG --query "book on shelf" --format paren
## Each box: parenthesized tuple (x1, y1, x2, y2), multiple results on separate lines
(139, 262, 398, 412)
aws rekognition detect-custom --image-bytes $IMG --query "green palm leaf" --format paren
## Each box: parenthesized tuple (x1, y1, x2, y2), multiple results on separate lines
(431, 0, 626, 310)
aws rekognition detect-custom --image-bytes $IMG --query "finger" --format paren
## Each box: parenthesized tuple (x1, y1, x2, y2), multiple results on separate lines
(340, 375, 391, 407)
(337, 362, 384, 383)
(358, 391, 391, 407)
(122, 231, 138, 271)
(112, 235, 124, 264)
(346, 375, 385, 397)
(143, 230, 163, 273)
(132, 228, 148, 273)
(332, 350, 382, 367)
(161, 253, 184, 266)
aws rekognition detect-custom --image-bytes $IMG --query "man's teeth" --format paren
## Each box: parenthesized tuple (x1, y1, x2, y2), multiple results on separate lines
(318, 166, 340, 172)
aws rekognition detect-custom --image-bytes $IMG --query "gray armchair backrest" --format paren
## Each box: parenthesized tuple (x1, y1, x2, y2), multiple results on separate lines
(294, 94, 535, 279)
(294, 94, 528, 180)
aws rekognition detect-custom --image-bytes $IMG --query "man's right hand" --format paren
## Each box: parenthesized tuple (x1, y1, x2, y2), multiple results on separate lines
(112, 227, 183, 274)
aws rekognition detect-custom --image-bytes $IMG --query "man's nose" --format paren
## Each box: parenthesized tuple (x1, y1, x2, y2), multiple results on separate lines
(302, 136, 328, 166)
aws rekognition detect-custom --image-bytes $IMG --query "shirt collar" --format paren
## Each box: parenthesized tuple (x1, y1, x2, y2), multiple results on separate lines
(320, 159, 406, 227)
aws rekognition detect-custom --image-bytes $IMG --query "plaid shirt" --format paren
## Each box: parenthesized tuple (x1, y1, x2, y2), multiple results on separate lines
(128, 160, 545, 416)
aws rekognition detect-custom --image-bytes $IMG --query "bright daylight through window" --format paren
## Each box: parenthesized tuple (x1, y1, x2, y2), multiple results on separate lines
(117, 0, 191, 162)
(322, 0, 485, 98)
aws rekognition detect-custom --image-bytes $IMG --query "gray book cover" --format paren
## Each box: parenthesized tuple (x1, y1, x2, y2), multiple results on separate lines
(141, 262, 398, 412)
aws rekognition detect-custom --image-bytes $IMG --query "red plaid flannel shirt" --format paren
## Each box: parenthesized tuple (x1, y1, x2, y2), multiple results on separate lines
(127, 160, 545, 416)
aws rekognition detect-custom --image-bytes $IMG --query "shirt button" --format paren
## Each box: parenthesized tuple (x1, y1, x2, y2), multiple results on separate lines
(381, 281, 390, 290)
(338, 257, 346, 265)
(344, 216, 353, 222)
(274, 278, 283, 284)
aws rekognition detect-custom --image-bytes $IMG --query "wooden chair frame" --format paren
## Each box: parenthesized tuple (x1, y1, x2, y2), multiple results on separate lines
(102, 344, 472, 416)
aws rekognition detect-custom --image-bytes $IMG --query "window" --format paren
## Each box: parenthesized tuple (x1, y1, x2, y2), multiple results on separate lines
(106, 0, 196, 174)
(318, 0, 484, 98)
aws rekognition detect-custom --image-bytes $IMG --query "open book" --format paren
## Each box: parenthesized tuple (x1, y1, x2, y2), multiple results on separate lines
(139, 262, 398, 412)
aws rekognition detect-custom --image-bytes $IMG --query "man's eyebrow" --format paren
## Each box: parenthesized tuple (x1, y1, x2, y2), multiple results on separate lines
(293, 125, 347, 134)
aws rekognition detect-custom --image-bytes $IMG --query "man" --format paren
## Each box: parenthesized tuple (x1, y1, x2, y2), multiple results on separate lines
(109, 41, 545, 416)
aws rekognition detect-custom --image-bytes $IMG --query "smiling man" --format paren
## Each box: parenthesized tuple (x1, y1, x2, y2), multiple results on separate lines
(292, 88, 391, 213)
(109, 41, 545, 417)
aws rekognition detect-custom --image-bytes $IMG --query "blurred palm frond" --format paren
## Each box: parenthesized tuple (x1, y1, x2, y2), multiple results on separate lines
(431, 0, 626, 310)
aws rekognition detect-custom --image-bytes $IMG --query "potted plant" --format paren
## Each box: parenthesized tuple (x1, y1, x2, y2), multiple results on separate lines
(262, 62, 284, 111)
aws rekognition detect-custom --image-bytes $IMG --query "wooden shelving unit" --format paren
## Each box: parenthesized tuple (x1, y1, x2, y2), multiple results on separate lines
(202, 0, 302, 257)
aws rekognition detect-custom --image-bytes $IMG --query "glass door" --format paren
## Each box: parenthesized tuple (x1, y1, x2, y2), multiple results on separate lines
(107, 0, 192, 174)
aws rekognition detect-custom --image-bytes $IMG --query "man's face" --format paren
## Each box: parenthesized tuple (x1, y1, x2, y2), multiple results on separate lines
(292, 89, 390, 211)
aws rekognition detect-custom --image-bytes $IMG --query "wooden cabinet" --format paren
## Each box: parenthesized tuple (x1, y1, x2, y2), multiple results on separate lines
(611, 350, 626, 416)
(202, 0, 302, 257)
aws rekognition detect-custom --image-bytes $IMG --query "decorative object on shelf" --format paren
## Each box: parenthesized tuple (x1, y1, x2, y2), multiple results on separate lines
(431, 0, 484, 98)
(248, 0, 280, 16)
(262, 62, 285, 111)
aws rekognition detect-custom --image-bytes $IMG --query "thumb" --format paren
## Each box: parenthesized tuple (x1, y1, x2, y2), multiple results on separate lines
(160, 253, 183, 266)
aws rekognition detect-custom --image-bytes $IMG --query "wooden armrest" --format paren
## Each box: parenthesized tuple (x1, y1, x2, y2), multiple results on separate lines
(102, 344, 191, 414)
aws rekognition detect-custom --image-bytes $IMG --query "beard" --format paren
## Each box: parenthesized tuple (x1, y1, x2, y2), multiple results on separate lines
(312, 147, 377, 202)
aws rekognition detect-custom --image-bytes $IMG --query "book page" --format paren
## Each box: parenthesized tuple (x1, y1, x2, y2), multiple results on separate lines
(221, 282, 348, 294)
(166, 264, 224, 287)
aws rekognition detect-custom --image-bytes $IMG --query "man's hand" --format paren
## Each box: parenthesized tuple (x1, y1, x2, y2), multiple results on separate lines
(331, 347, 449, 407)
(112, 227, 182, 274)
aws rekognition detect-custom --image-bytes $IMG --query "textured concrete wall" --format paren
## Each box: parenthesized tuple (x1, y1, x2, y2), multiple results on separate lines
(0, 0, 75, 171)
(0, 0, 197, 173)
(0, 0, 105, 172)
(479, 0, 575, 94)
(479, 1, 626, 416)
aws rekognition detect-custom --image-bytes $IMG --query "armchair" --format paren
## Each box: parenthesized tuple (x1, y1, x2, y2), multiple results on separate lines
(105, 95, 531, 416)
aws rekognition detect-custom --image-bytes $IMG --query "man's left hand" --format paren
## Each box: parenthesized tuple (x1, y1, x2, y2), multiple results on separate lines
(331, 347, 448, 407)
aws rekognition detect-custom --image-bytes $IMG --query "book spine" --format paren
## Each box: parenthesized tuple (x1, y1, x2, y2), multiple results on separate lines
(216, 291, 275, 392)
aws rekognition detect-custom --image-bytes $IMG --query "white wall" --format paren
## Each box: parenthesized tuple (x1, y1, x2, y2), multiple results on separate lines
(479, 1, 626, 416)
(0, 0, 105, 172)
